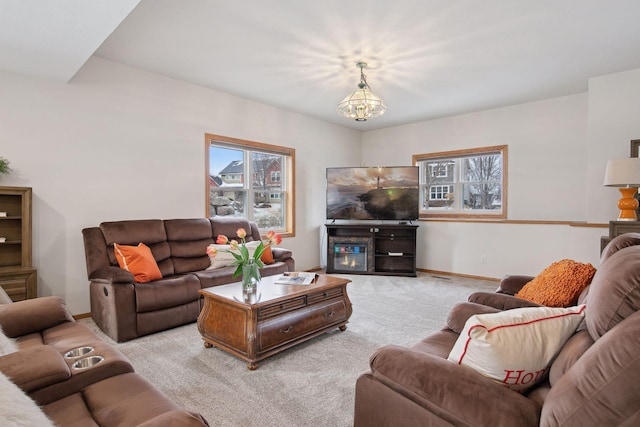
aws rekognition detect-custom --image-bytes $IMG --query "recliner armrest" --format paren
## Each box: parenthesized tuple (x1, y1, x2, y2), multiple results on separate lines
(498, 274, 535, 294)
(0, 345, 70, 392)
(89, 265, 134, 283)
(369, 345, 540, 426)
(468, 291, 542, 311)
(446, 302, 501, 333)
(271, 247, 292, 262)
(0, 296, 74, 337)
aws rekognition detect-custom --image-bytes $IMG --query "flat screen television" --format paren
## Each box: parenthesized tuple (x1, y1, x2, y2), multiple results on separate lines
(326, 166, 419, 220)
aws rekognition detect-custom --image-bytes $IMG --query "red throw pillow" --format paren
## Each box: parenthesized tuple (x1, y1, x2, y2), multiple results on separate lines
(261, 246, 275, 265)
(515, 259, 596, 307)
(114, 243, 162, 283)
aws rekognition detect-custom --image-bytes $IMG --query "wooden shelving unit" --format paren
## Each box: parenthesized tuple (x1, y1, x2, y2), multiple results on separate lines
(0, 186, 36, 301)
(326, 224, 418, 277)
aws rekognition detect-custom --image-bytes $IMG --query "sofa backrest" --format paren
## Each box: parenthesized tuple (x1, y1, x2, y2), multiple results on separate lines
(585, 242, 640, 340)
(165, 218, 213, 274)
(599, 231, 640, 264)
(209, 216, 260, 242)
(100, 220, 175, 277)
(83, 217, 265, 280)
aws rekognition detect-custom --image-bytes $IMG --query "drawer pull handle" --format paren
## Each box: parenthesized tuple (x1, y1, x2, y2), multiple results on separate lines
(324, 311, 335, 318)
(279, 326, 293, 334)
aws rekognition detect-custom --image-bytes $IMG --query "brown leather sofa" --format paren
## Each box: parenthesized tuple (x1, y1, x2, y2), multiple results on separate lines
(0, 296, 208, 426)
(354, 233, 640, 426)
(82, 216, 294, 342)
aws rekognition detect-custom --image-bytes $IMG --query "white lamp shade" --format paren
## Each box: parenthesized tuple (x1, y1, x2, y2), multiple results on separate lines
(604, 157, 640, 187)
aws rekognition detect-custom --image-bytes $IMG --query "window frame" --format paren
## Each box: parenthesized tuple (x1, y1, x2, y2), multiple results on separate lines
(205, 133, 295, 237)
(413, 145, 507, 219)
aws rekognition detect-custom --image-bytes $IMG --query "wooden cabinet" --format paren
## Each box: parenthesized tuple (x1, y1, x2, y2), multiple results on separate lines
(326, 224, 418, 277)
(0, 186, 36, 301)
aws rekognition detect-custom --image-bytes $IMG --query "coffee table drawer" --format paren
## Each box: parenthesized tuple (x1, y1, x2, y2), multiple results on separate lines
(257, 299, 347, 352)
(307, 287, 344, 305)
(258, 296, 306, 319)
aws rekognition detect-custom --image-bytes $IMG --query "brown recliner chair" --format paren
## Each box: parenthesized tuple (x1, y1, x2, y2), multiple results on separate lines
(0, 296, 208, 426)
(354, 233, 640, 426)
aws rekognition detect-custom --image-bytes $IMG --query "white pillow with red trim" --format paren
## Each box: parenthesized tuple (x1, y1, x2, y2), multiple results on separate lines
(447, 304, 585, 393)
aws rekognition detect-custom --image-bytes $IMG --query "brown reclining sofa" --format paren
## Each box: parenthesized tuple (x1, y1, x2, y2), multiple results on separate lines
(354, 233, 640, 426)
(0, 296, 208, 426)
(82, 216, 294, 342)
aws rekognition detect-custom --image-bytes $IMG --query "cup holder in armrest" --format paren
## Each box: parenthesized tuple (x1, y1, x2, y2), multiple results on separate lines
(64, 346, 95, 358)
(72, 356, 104, 370)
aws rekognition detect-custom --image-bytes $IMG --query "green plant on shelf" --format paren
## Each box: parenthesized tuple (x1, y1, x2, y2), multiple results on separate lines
(0, 157, 11, 174)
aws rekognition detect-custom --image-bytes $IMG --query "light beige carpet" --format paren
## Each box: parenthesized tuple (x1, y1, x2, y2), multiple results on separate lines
(79, 272, 497, 427)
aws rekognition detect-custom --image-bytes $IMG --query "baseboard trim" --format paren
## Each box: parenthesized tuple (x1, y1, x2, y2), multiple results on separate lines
(72, 312, 92, 320)
(418, 268, 501, 283)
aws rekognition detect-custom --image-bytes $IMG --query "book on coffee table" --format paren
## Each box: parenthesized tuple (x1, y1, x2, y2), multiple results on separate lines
(274, 272, 318, 285)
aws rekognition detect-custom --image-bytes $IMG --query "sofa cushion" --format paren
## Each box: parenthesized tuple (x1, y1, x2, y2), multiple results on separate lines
(585, 244, 640, 340)
(134, 274, 201, 313)
(0, 370, 56, 427)
(548, 329, 594, 386)
(261, 246, 275, 264)
(43, 392, 100, 427)
(114, 243, 163, 283)
(514, 259, 596, 307)
(83, 372, 182, 427)
(206, 241, 260, 270)
(541, 310, 640, 427)
(447, 305, 585, 393)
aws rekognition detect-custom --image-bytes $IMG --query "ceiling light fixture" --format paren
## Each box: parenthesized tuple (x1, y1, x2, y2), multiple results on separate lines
(337, 62, 387, 121)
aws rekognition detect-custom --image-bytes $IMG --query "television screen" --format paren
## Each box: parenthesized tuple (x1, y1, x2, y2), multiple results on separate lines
(326, 166, 419, 220)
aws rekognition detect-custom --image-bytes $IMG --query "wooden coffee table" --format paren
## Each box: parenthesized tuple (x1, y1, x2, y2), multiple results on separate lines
(197, 274, 352, 370)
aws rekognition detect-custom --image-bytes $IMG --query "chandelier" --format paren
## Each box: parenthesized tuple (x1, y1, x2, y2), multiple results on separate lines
(337, 62, 387, 121)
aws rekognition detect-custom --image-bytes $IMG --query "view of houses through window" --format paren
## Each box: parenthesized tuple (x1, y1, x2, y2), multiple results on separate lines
(413, 145, 507, 218)
(206, 134, 294, 235)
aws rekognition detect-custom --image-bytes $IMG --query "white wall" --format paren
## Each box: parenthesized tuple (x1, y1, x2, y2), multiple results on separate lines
(362, 85, 638, 278)
(0, 57, 361, 314)
(2, 57, 640, 313)
(586, 68, 640, 222)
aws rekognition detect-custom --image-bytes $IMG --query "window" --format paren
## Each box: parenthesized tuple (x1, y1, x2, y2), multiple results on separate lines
(429, 185, 453, 200)
(413, 145, 507, 218)
(206, 134, 295, 236)
(429, 163, 449, 178)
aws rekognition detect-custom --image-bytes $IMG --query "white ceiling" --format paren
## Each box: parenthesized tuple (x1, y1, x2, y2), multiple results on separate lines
(2, 0, 640, 131)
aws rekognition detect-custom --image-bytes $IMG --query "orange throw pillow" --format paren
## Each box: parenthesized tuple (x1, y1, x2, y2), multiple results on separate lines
(261, 245, 275, 265)
(114, 243, 162, 283)
(515, 259, 596, 307)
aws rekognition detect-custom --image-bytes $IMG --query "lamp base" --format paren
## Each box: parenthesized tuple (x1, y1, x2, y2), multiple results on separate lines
(617, 187, 639, 221)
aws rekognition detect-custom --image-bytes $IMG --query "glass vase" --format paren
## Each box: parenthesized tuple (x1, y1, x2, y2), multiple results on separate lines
(242, 260, 260, 291)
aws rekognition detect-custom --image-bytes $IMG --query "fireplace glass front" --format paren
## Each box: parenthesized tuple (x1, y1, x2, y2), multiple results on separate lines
(332, 243, 368, 272)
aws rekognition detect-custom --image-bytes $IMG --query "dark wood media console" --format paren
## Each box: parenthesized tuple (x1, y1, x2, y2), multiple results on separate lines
(326, 224, 418, 277)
